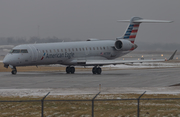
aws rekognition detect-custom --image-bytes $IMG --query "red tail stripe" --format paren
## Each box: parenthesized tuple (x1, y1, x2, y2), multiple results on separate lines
(131, 30, 138, 33)
(129, 35, 136, 38)
(133, 24, 139, 27)
(131, 41, 134, 43)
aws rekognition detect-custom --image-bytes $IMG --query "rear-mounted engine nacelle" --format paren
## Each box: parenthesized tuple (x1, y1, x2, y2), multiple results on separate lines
(114, 39, 137, 51)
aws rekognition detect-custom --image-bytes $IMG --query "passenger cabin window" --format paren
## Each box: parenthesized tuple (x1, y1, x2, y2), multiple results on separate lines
(57, 49, 59, 52)
(103, 47, 105, 50)
(46, 50, 48, 53)
(61, 49, 63, 52)
(82, 48, 84, 51)
(50, 50, 52, 53)
(43, 50, 45, 53)
(21, 49, 28, 53)
(97, 47, 99, 50)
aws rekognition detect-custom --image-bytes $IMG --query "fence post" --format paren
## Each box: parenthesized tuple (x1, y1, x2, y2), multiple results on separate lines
(137, 91, 146, 117)
(92, 91, 101, 117)
(41, 92, 50, 117)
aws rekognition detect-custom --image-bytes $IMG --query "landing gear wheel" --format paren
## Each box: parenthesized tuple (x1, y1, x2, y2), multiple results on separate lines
(70, 67, 75, 74)
(66, 67, 75, 74)
(66, 67, 70, 74)
(92, 67, 97, 74)
(11, 70, 17, 75)
(96, 68, 102, 74)
(92, 67, 102, 74)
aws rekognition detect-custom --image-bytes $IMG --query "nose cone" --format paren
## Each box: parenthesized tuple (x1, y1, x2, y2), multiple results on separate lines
(3, 56, 10, 65)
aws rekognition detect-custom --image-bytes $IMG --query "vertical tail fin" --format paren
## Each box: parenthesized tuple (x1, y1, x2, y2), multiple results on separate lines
(116, 17, 173, 43)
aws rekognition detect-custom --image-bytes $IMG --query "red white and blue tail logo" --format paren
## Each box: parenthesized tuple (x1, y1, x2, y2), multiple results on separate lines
(117, 17, 172, 44)
(123, 23, 140, 43)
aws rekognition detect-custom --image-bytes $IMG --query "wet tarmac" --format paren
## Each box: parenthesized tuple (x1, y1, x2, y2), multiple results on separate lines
(0, 67, 180, 89)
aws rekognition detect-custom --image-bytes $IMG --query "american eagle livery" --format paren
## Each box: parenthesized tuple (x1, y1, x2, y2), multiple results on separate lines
(3, 17, 175, 75)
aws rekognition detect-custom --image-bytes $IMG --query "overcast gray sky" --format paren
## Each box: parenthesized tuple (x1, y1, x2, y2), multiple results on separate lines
(0, 0, 179, 44)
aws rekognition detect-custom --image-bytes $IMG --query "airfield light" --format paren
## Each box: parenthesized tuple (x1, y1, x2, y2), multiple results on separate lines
(141, 55, 143, 58)
(161, 54, 163, 57)
(176, 57, 178, 59)
(138, 58, 140, 60)
(123, 58, 124, 60)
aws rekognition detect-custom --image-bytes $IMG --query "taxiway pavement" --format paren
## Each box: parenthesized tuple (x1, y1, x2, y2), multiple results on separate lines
(0, 67, 180, 89)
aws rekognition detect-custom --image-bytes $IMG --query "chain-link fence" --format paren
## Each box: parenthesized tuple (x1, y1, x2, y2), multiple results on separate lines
(1, 91, 180, 117)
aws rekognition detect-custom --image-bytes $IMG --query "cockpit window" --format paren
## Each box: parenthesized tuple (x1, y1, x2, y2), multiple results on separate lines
(9, 50, 13, 53)
(12, 49, 20, 53)
(21, 49, 28, 53)
(10, 49, 28, 53)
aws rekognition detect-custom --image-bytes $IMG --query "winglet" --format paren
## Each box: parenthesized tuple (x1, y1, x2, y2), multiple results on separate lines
(168, 50, 177, 60)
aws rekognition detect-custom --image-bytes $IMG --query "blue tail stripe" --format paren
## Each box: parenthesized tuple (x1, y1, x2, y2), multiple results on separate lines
(125, 34, 130, 36)
(124, 36, 130, 38)
(126, 31, 131, 33)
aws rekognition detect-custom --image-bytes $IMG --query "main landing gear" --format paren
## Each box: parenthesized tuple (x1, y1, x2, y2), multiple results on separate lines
(92, 66, 102, 74)
(11, 66, 17, 75)
(65, 66, 102, 74)
(66, 66, 75, 74)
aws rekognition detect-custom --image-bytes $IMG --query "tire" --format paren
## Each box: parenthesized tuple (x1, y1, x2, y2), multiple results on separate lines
(11, 70, 17, 75)
(66, 67, 70, 74)
(70, 67, 75, 74)
(92, 67, 96, 74)
(96, 68, 102, 74)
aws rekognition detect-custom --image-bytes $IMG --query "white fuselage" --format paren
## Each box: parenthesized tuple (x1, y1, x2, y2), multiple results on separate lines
(3, 40, 131, 67)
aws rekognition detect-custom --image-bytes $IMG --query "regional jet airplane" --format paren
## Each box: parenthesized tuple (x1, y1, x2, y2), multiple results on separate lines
(3, 17, 175, 75)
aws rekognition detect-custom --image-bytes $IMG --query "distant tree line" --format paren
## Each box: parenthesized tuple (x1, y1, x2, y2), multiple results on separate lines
(0, 36, 179, 51)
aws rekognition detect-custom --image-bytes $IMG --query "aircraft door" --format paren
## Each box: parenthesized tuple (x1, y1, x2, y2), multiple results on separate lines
(28, 45, 38, 62)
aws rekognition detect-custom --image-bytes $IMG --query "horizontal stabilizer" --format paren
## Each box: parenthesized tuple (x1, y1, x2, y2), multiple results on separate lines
(118, 17, 173, 23)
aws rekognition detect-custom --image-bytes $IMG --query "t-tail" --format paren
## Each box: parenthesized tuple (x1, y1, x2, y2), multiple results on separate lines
(116, 17, 173, 43)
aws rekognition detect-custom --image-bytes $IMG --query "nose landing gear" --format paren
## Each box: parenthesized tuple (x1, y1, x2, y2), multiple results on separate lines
(11, 69, 17, 75)
(66, 66, 75, 74)
(10, 66, 17, 75)
(92, 66, 102, 74)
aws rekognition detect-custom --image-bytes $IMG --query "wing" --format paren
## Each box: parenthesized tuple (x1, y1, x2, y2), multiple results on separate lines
(86, 59, 166, 66)
(76, 50, 177, 66)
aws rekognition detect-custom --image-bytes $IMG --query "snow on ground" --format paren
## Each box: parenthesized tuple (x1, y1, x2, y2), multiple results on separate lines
(1, 61, 180, 97)
(1, 87, 180, 97)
